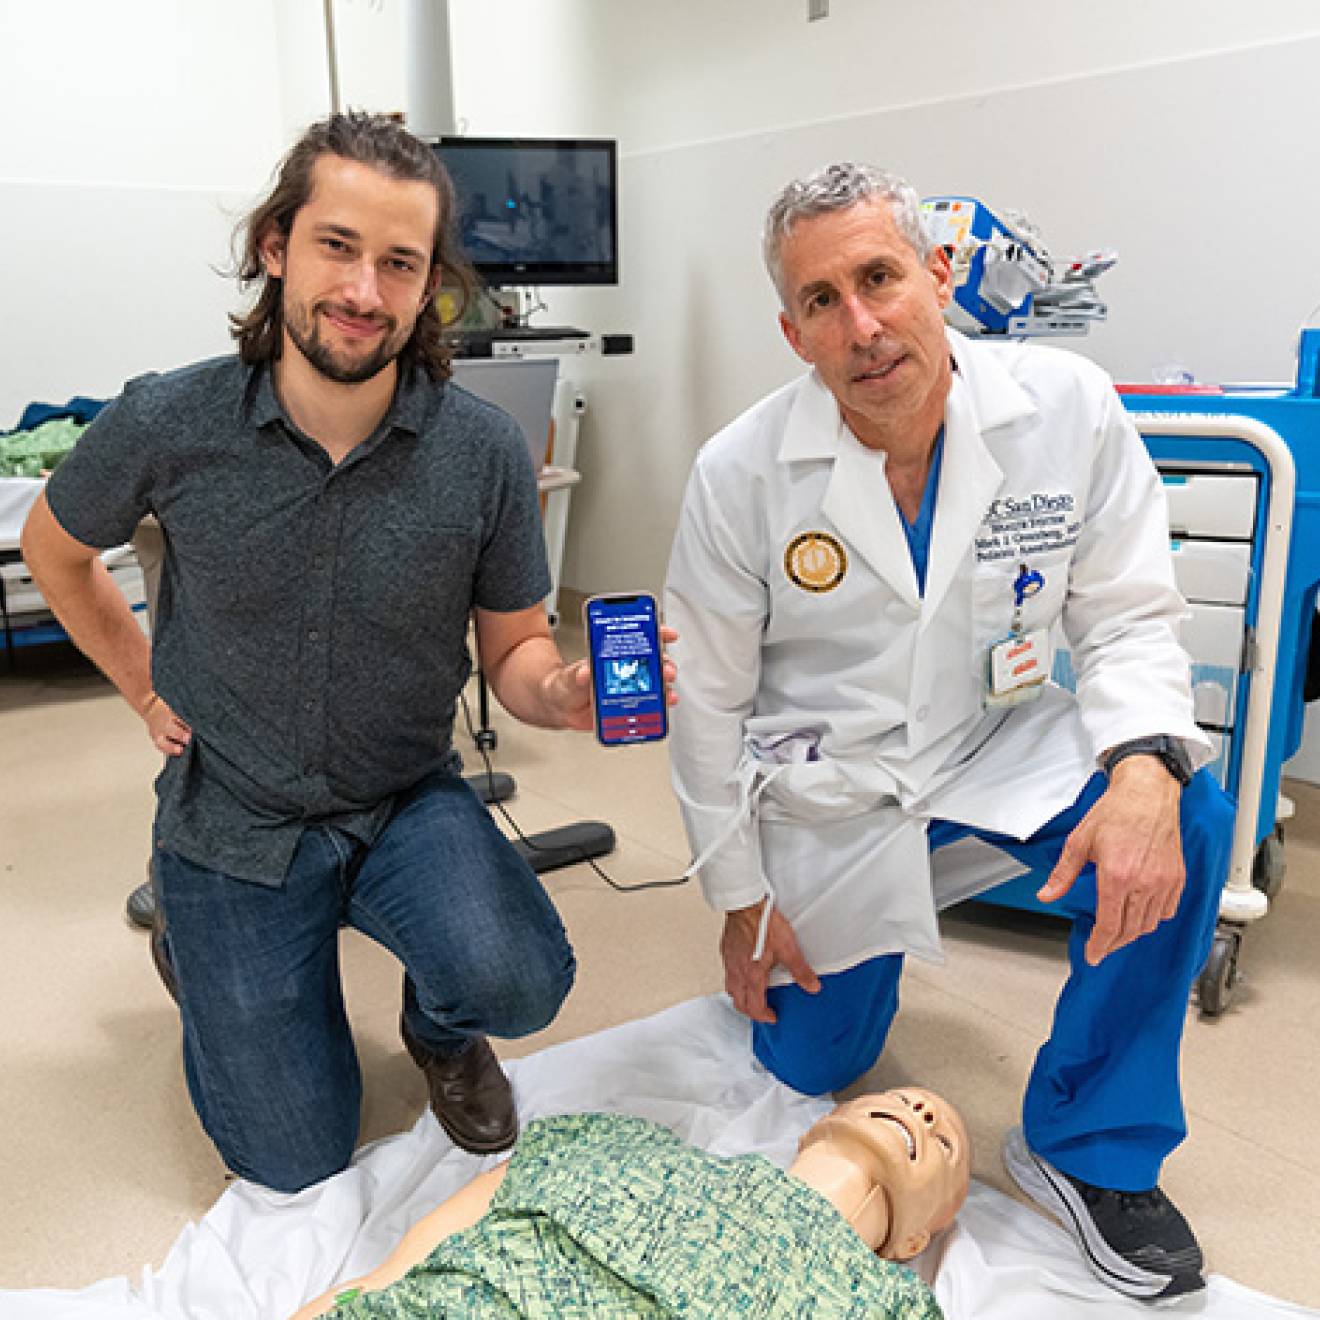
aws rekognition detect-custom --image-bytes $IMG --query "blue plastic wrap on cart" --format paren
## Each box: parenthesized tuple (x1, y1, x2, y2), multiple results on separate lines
(5, 396, 107, 436)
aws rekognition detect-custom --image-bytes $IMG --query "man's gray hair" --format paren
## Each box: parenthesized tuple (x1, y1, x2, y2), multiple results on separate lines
(763, 163, 931, 305)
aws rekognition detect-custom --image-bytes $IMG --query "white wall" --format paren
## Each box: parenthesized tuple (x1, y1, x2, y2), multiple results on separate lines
(8, 2, 1317, 772)
(0, 0, 579, 426)
(577, 0, 1320, 159)
(10, 2, 1320, 584)
(0, 0, 329, 425)
(0, 0, 284, 188)
(447, 0, 606, 138)
(436, 3, 1320, 600)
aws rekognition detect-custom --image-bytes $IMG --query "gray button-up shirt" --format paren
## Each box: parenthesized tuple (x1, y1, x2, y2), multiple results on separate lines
(45, 356, 551, 883)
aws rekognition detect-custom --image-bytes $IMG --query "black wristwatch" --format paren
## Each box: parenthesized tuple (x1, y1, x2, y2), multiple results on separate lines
(1101, 735, 1193, 787)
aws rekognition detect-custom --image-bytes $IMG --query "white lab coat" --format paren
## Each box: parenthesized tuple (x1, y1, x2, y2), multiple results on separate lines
(665, 329, 1211, 976)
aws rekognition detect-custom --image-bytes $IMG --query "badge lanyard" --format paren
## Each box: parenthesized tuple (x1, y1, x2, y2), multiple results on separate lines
(1010, 563, 1045, 635)
(985, 563, 1049, 708)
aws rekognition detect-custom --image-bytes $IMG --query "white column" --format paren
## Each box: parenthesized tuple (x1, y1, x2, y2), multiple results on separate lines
(272, 0, 334, 141)
(403, 0, 457, 138)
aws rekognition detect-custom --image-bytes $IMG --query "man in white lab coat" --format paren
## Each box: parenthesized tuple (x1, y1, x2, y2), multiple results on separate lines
(665, 164, 1232, 1304)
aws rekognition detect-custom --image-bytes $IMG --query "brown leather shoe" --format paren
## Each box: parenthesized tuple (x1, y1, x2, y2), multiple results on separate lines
(401, 1020, 518, 1154)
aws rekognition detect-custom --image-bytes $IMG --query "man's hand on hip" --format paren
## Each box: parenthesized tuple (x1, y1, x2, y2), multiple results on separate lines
(1038, 757, 1185, 965)
(720, 899, 820, 1023)
(142, 692, 192, 757)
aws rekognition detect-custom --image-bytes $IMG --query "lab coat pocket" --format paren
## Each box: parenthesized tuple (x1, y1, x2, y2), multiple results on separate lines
(970, 548, 1071, 654)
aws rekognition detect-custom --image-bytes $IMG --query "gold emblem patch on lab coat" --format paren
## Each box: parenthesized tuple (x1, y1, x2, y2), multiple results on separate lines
(784, 531, 847, 593)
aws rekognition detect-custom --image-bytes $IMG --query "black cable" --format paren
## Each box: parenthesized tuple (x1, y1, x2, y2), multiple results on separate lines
(459, 689, 692, 893)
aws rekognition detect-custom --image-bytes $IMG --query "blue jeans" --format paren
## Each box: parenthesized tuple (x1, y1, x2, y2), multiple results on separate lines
(753, 769, 1231, 1190)
(155, 771, 576, 1192)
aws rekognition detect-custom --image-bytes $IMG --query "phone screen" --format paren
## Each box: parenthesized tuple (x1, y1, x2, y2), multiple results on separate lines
(585, 593, 668, 746)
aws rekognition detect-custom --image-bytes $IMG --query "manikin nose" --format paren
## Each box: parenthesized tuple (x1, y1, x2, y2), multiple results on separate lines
(908, 1096, 936, 1126)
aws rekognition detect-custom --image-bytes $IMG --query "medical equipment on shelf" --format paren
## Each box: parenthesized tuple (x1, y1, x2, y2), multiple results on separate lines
(922, 196, 1115, 339)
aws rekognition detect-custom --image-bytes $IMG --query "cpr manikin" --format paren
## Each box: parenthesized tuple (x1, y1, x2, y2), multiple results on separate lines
(293, 1087, 970, 1318)
(794, 1086, 970, 1260)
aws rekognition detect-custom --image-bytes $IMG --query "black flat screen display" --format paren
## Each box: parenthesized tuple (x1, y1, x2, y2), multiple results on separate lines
(435, 136, 618, 287)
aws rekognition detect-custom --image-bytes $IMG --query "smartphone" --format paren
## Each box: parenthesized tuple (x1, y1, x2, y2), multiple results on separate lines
(583, 592, 668, 746)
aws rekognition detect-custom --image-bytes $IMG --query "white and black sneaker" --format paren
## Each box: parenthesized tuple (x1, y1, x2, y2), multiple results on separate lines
(1003, 1126, 1205, 1303)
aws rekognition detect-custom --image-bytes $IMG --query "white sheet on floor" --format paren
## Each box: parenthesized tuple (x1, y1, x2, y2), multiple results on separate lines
(3, 995, 1314, 1320)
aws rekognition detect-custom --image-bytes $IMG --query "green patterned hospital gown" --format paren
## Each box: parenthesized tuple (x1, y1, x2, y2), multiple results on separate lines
(328, 1111, 943, 1318)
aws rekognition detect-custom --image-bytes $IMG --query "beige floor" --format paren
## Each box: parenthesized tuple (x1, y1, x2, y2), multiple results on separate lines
(2, 637, 1319, 1307)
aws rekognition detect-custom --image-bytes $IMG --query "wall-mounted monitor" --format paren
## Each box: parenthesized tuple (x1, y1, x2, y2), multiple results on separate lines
(434, 136, 618, 288)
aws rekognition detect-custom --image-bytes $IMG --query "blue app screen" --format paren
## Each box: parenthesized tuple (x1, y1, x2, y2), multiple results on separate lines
(586, 595, 666, 744)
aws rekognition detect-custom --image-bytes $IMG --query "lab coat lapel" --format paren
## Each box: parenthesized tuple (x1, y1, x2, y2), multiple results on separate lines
(920, 375, 1004, 620)
(920, 334, 1036, 621)
(822, 439, 919, 606)
(781, 375, 920, 607)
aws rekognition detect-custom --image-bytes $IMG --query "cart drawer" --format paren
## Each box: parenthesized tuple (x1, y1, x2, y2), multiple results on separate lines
(1183, 602, 1245, 728)
(1162, 473, 1257, 540)
(1170, 539, 1251, 605)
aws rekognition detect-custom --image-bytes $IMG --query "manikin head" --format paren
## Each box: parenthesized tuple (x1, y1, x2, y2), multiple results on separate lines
(791, 1087, 970, 1260)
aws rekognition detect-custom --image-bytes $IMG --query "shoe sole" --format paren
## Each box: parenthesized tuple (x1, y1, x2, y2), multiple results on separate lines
(1002, 1126, 1196, 1302)
(125, 879, 155, 929)
(430, 1110, 518, 1155)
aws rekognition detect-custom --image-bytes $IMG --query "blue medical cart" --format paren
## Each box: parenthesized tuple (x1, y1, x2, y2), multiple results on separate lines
(978, 329, 1320, 1015)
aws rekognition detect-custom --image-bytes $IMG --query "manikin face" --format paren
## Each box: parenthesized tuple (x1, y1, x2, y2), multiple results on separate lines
(259, 155, 440, 386)
(776, 198, 954, 450)
(797, 1086, 970, 1260)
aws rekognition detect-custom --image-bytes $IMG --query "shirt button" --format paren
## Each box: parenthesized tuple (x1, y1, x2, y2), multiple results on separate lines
(307, 629, 320, 642)
(915, 705, 930, 721)
(304, 699, 316, 713)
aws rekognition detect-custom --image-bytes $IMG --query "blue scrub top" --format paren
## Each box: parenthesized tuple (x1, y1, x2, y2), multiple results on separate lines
(898, 427, 945, 595)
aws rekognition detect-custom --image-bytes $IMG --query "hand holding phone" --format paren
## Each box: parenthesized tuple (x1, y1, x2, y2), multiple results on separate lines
(584, 592, 669, 746)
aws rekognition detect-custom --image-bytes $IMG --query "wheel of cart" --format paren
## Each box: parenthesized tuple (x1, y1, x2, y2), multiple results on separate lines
(1194, 819, 1286, 1019)
(1252, 822, 1286, 901)
(1196, 923, 1244, 1018)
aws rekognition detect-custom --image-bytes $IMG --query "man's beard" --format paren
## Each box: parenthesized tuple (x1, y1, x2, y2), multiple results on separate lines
(284, 299, 410, 385)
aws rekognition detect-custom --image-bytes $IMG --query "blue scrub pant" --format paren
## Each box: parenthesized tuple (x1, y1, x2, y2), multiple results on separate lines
(753, 769, 1232, 1191)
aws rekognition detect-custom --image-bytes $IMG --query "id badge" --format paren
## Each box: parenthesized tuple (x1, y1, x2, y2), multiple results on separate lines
(984, 629, 1050, 708)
